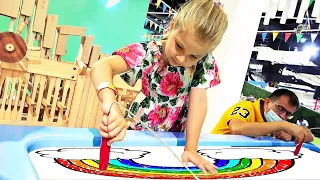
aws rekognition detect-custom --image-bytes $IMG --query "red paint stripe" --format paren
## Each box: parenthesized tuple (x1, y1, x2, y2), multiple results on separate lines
(54, 158, 293, 179)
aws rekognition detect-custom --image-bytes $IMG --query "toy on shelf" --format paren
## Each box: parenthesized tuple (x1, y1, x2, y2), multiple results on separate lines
(0, 32, 28, 71)
(0, 0, 141, 128)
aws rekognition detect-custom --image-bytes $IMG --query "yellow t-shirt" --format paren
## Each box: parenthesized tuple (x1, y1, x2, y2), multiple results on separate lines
(211, 98, 265, 134)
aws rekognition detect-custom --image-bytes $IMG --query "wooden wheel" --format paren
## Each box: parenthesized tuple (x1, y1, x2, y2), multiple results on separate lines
(0, 31, 27, 71)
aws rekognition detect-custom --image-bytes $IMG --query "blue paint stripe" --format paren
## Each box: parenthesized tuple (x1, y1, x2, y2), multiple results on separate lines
(220, 160, 239, 170)
(216, 159, 228, 167)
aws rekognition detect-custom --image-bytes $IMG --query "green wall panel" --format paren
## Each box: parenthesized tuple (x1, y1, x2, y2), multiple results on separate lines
(0, 0, 149, 62)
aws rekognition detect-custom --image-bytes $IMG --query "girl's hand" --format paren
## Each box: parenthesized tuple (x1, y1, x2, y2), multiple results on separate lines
(182, 149, 218, 174)
(99, 101, 129, 145)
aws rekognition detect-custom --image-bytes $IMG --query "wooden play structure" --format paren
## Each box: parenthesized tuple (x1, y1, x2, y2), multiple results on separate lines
(0, 0, 141, 128)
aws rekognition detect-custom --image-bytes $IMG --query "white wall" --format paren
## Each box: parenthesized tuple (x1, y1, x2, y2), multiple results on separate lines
(202, 0, 265, 133)
(277, 82, 316, 109)
(282, 68, 320, 86)
(255, 47, 317, 66)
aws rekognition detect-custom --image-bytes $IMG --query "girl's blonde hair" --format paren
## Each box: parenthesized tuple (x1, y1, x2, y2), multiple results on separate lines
(166, 0, 228, 51)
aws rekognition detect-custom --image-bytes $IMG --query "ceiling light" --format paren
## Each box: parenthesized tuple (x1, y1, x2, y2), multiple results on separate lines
(105, 0, 120, 8)
(303, 45, 319, 57)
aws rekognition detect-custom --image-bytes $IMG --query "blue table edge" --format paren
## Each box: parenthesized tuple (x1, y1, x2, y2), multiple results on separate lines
(0, 125, 319, 180)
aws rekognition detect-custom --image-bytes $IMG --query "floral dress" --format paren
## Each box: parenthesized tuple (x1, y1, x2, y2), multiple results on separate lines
(112, 41, 220, 132)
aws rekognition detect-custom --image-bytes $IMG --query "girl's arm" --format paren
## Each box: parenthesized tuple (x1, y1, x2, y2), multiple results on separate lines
(184, 88, 207, 151)
(90, 55, 130, 103)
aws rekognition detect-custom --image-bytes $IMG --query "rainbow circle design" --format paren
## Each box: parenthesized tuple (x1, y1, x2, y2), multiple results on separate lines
(55, 157, 294, 179)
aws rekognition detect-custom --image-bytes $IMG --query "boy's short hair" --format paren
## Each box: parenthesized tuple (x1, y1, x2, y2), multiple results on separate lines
(268, 89, 300, 108)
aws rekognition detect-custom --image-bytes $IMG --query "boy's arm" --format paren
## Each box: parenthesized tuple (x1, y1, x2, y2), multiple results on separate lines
(228, 119, 287, 137)
(225, 103, 314, 143)
(184, 88, 207, 151)
(225, 103, 287, 137)
(229, 119, 314, 142)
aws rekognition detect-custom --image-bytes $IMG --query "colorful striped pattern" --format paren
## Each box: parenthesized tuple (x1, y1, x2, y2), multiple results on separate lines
(55, 158, 294, 179)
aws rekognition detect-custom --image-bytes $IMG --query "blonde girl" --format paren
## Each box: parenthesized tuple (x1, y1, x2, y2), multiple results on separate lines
(91, 0, 228, 174)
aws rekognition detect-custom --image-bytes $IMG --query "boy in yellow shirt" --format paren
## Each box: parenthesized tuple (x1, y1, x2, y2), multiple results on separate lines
(211, 89, 314, 144)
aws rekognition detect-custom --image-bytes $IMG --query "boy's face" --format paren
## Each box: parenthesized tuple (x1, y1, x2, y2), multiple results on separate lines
(265, 96, 297, 120)
(163, 25, 212, 68)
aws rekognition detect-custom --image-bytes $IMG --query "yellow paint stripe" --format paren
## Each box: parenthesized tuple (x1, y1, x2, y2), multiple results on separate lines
(82, 159, 98, 167)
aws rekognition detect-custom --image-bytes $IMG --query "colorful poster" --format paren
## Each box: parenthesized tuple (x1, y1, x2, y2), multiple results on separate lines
(29, 146, 320, 179)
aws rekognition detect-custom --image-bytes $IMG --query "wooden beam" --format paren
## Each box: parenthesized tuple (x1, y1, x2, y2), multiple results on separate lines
(57, 25, 86, 36)
(0, 0, 20, 18)
(0, 58, 79, 80)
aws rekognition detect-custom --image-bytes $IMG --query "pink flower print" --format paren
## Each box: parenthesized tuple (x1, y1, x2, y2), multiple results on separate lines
(112, 43, 146, 68)
(147, 105, 172, 127)
(210, 72, 221, 86)
(136, 108, 145, 119)
(155, 55, 168, 74)
(181, 95, 188, 102)
(176, 95, 188, 106)
(147, 41, 159, 52)
(150, 91, 157, 98)
(170, 123, 181, 132)
(144, 65, 154, 74)
(159, 72, 183, 97)
(142, 77, 149, 96)
(141, 66, 154, 96)
(167, 107, 182, 125)
(171, 120, 186, 132)
(160, 108, 183, 132)
(207, 69, 215, 76)
(208, 68, 221, 87)
(154, 62, 166, 76)
(154, 52, 162, 62)
(214, 61, 219, 73)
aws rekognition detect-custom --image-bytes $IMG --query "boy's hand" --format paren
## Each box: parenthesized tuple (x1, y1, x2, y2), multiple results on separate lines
(182, 149, 218, 174)
(273, 131, 292, 141)
(283, 122, 313, 144)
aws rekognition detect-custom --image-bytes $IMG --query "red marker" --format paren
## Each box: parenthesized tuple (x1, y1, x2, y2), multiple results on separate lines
(294, 143, 302, 156)
(99, 137, 111, 170)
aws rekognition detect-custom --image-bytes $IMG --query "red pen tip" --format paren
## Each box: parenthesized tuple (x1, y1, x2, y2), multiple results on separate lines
(294, 143, 302, 156)
(99, 138, 111, 170)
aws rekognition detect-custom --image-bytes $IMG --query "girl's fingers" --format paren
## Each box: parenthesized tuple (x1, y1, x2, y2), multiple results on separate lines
(109, 128, 127, 144)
